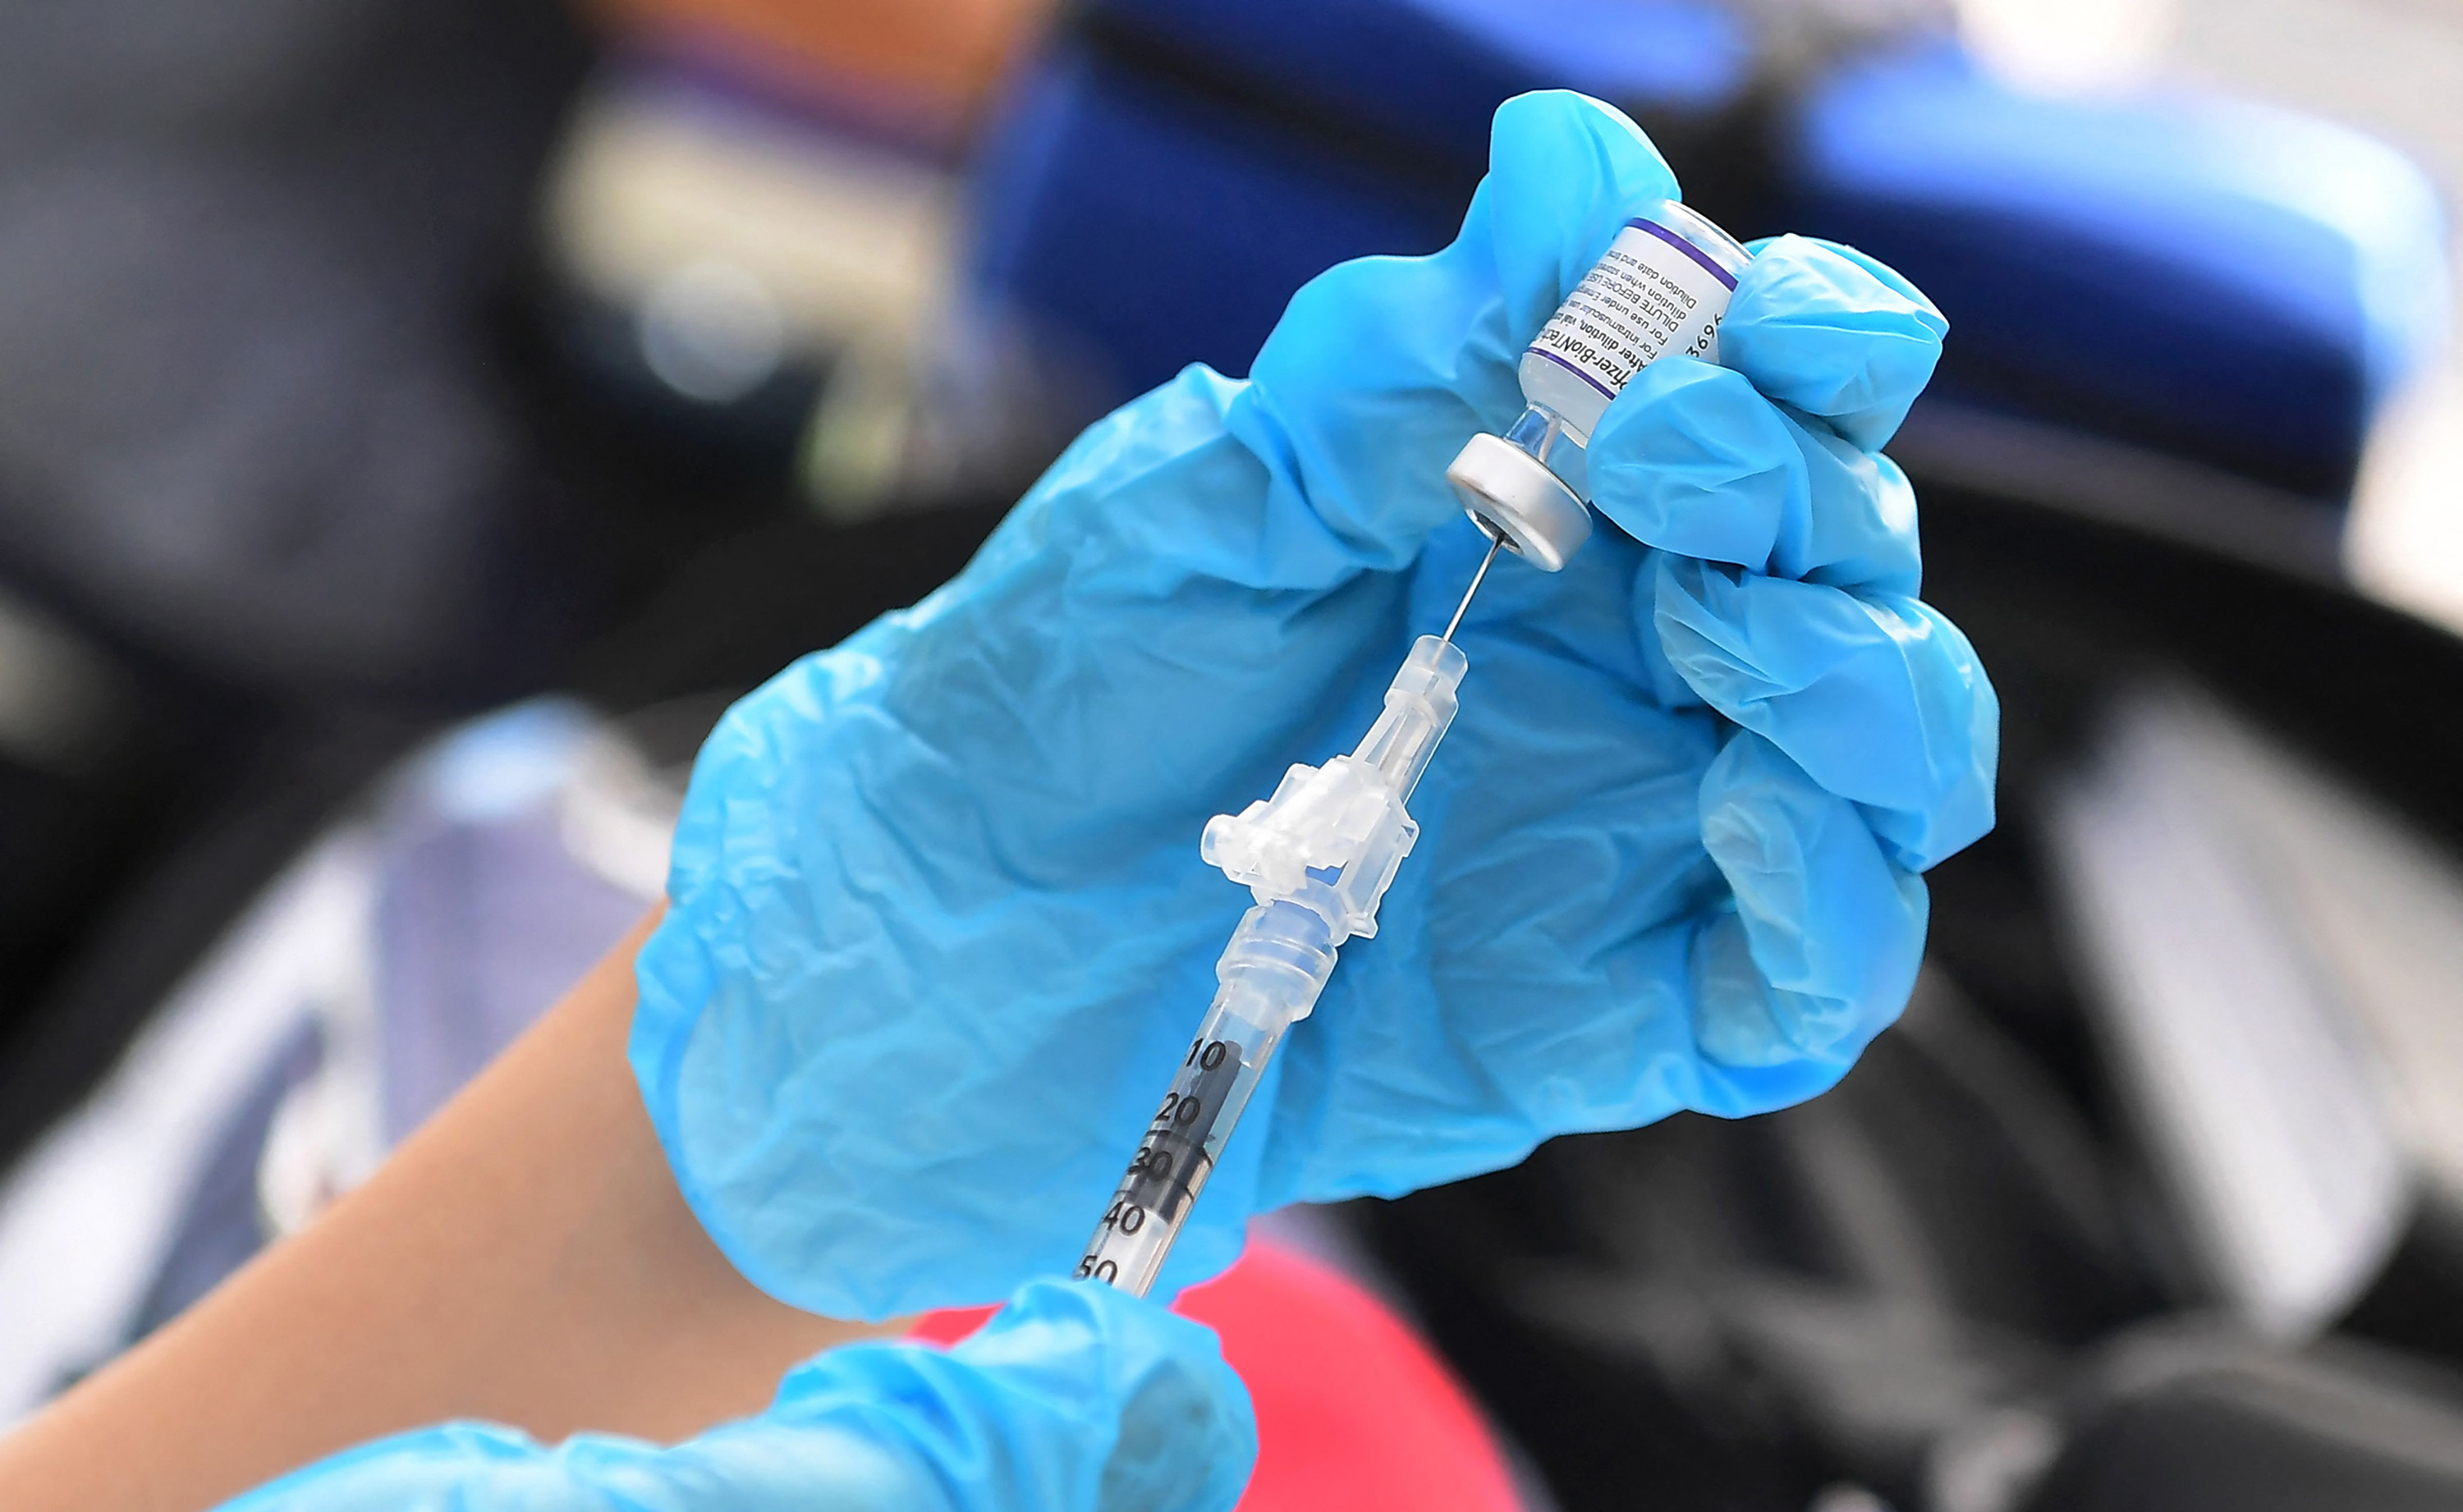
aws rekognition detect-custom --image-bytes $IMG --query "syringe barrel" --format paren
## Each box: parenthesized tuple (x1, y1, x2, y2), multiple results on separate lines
(1075, 902, 1335, 1297)
(1079, 632, 1470, 1296)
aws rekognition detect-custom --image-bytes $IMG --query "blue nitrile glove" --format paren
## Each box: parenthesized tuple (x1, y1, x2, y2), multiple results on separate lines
(217, 1281, 1253, 1512)
(634, 89, 1997, 1321)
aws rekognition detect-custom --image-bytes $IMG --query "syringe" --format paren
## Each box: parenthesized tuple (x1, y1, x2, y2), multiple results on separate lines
(1074, 538, 1500, 1295)
(1075, 195, 1754, 1294)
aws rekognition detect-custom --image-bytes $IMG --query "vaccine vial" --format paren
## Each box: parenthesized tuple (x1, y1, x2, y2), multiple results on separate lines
(1447, 200, 1754, 570)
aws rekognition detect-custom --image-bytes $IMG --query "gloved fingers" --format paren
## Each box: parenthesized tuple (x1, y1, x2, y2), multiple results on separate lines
(212, 1423, 579, 1510)
(1232, 89, 1680, 575)
(1576, 234, 1941, 580)
(664, 1281, 1254, 1512)
(1688, 732, 1928, 1075)
(1719, 235, 1947, 452)
(1479, 90, 1686, 334)
(1580, 358, 1800, 573)
(216, 1283, 1254, 1512)
(767, 1278, 1256, 1512)
(1770, 414, 1924, 593)
(210, 1418, 933, 1511)
(1584, 346, 1924, 596)
(1652, 554, 1998, 871)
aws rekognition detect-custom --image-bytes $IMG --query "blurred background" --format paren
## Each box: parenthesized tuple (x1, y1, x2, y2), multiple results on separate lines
(0, 0, 2461, 1508)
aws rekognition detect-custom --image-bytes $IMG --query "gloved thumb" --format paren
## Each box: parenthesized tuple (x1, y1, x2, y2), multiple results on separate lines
(1227, 89, 1682, 579)
(645, 1278, 1257, 1512)
(840, 1278, 1258, 1512)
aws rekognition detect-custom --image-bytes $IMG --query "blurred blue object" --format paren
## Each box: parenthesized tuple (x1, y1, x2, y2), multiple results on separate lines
(969, 1, 2447, 503)
(1088, 0, 1750, 160)
(970, 0, 1754, 397)
(971, 42, 1464, 400)
(1785, 44, 2451, 497)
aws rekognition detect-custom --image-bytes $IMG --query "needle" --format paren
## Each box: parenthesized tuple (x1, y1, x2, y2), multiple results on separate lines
(1441, 530, 1505, 644)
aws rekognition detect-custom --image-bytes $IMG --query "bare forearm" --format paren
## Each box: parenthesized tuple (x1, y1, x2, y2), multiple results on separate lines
(0, 909, 890, 1512)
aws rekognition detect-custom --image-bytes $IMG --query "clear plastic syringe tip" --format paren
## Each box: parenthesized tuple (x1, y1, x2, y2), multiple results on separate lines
(1080, 635, 1472, 1297)
(1353, 635, 1467, 800)
(1198, 634, 1466, 942)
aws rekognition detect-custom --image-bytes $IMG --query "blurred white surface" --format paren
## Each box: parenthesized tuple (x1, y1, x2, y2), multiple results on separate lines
(2048, 691, 2412, 1338)
(2168, 0, 2463, 633)
(0, 832, 372, 1422)
(1961, 0, 2463, 634)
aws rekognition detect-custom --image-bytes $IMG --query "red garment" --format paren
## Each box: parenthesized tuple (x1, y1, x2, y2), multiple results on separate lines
(910, 1240, 1524, 1512)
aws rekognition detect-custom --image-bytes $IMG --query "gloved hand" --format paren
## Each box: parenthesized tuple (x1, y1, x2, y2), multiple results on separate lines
(634, 89, 1997, 1320)
(216, 1281, 1253, 1512)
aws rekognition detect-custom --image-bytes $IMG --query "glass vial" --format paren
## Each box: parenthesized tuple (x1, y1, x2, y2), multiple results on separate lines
(1446, 199, 1753, 570)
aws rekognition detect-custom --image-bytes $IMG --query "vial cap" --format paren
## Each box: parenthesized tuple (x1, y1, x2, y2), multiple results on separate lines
(1445, 433, 1591, 572)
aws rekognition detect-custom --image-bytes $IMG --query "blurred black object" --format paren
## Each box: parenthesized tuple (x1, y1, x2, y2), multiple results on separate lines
(0, 0, 598, 1165)
(0, 0, 998, 1155)
(0, 0, 596, 698)
(2025, 1328, 2463, 1512)
(1363, 969, 2159, 1511)
(0, 703, 426, 1173)
(1362, 456, 2463, 1512)
(0, 599, 181, 1086)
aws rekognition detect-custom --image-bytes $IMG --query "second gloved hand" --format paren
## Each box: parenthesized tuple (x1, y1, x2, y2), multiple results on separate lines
(216, 1281, 1252, 1512)
(634, 89, 1999, 1320)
